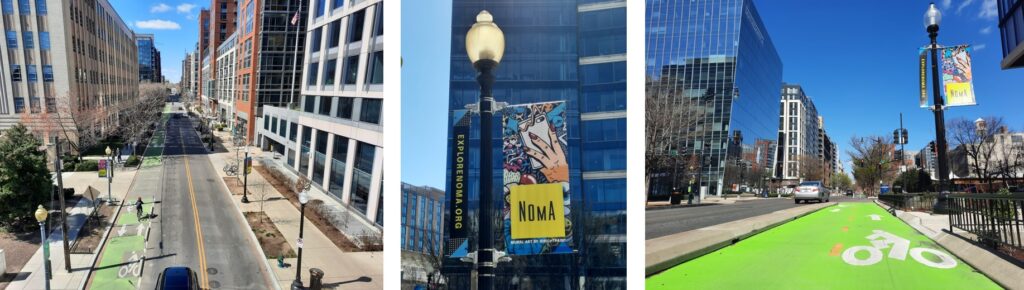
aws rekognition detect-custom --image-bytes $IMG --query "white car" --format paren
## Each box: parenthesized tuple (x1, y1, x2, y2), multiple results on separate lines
(794, 181, 829, 204)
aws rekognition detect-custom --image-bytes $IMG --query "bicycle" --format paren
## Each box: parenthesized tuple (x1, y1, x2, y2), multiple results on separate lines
(841, 230, 957, 269)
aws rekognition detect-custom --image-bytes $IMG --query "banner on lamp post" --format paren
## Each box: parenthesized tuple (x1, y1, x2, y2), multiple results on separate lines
(940, 45, 977, 107)
(445, 110, 471, 259)
(919, 47, 928, 108)
(501, 101, 573, 255)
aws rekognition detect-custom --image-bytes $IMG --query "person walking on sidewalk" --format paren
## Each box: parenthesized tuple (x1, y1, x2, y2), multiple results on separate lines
(135, 197, 144, 219)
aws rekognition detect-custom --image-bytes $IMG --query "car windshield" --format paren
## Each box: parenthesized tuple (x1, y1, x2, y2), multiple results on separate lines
(799, 182, 820, 186)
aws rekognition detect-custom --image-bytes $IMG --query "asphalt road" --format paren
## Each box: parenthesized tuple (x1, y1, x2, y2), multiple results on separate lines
(646, 197, 868, 239)
(140, 102, 272, 289)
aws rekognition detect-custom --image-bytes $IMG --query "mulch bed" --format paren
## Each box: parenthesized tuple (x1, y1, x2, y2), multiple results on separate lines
(0, 230, 41, 289)
(68, 203, 115, 254)
(244, 212, 296, 259)
(223, 177, 244, 195)
(253, 166, 361, 252)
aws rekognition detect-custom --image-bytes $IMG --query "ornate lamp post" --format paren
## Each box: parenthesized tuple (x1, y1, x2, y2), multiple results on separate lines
(291, 178, 311, 290)
(105, 146, 114, 205)
(35, 205, 51, 290)
(924, 2, 952, 212)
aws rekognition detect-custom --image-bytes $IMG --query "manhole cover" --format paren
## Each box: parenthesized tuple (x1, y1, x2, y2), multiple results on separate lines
(207, 267, 218, 275)
(208, 280, 221, 288)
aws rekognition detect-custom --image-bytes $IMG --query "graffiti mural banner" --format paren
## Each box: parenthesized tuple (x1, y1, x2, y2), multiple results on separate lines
(940, 45, 977, 107)
(501, 101, 573, 255)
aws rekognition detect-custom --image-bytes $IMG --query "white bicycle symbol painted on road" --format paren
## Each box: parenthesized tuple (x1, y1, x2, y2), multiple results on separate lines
(841, 230, 957, 269)
(118, 251, 143, 278)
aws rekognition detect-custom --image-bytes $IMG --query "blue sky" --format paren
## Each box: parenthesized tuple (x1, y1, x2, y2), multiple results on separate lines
(400, 0, 452, 188)
(401, 0, 1024, 188)
(110, 1, 203, 82)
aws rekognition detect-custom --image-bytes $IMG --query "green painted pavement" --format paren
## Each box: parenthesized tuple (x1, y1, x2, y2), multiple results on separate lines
(116, 197, 154, 226)
(647, 202, 1002, 290)
(141, 112, 171, 168)
(88, 235, 144, 290)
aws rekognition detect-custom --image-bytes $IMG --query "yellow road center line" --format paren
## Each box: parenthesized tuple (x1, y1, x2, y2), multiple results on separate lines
(182, 129, 209, 288)
(829, 243, 843, 256)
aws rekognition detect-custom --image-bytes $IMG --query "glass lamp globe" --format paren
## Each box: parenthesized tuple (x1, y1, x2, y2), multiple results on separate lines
(465, 10, 505, 65)
(34, 205, 47, 222)
(924, 3, 941, 29)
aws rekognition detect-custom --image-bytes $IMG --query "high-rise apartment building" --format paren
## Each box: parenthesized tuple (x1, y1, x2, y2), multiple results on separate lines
(181, 52, 192, 92)
(215, 32, 237, 130)
(401, 182, 445, 287)
(197, 9, 210, 106)
(442, 0, 627, 288)
(255, 0, 382, 236)
(647, 0, 783, 196)
(998, 0, 1024, 69)
(0, 0, 139, 136)
(776, 84, 821, 185)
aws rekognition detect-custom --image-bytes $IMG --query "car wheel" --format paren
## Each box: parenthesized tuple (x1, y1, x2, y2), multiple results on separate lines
(795, 199, 800, 204)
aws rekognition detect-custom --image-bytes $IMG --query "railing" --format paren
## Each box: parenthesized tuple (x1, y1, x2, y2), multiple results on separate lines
(878, 193, 938, 214)
(948, 193, 1024, 256)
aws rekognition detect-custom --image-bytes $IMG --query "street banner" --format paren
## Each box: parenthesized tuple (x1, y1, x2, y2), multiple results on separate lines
(501, 101, 573, 255)
(919, 47, 928, 108)
(448, 109, 470, 241)
(98, 160, 108, 178)
(940, 45, 977, 107)
(244, 157, 252, 174)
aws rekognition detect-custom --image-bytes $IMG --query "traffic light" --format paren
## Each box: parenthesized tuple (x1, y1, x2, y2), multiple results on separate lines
(893, 130, 900, 144)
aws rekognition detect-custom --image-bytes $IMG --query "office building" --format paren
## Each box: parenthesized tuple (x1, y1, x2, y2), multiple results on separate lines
(137, 34, 159, 82)
(181, 52, 193, 93)
(998, 0, 1024, 69)
(774, 84, 821, 186)
(0, 0, 139, 135)
(442, 0, 626, 288)
(197, 9, 210, 107)
(215, 32, 238, 130)
(401, 182, 445, 288)
(647, 0, 783, 197)
(917, 141, 939, 180)
(255, 0, 382, 236)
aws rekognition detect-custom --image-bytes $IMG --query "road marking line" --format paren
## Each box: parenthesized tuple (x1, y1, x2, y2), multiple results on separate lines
(868, 214, 881, 221)
(830, 243, 843, 256)
(182, 128, 209, 289)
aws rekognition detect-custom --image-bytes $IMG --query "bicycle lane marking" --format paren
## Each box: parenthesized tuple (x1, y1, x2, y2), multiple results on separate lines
(646, 202, 1001, 290)
(88, 198, 153, 290)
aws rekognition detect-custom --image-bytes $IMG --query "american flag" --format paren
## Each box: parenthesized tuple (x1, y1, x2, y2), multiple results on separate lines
(290, 11, 300, 25)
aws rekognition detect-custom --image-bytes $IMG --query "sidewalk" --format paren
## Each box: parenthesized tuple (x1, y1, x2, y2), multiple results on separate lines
(5, 168, 139, 290)
(875, 200, 1024, 289)
(206, 131, 382, 289)
(647, 195, 773, 208)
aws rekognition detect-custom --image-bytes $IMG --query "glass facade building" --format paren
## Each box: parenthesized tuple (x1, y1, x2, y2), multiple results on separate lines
(646, 0, 783, 196)
(443, 0, 626, 288)
(998, 0, 1024, 68)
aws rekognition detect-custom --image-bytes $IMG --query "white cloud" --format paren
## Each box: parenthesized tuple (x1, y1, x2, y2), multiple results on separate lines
(956, 0, 975, 14)
(979, 0, 997, 19)
(176, 3, 196, 14)
(150, 3, 171, 13)
(135, 19, 181, 30)
(940, 0, 951, 10)
(974, 43, 987, 51)
(980, 26, 993, 34)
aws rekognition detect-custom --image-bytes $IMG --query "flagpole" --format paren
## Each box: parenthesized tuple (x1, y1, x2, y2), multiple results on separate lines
(288, 0, 304, 110)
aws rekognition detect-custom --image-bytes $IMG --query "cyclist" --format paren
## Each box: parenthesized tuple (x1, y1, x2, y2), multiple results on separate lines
(135, 197, 144, 219)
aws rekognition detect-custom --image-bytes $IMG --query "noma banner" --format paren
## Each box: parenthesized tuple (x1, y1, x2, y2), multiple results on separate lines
(448, 109, 470, 241)
(501, 101, 573, 255)
(940, 45, 977, 107)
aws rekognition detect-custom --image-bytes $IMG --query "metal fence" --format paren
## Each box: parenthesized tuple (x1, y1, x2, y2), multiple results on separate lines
(878, 193, 938, 214)
(948, 193, 1024, 254)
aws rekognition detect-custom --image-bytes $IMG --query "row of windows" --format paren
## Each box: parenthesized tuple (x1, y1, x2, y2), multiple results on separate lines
(10, 64, 53, 82)
(301, 95, 382, 124)
(308, 50, 383, 86)
(6, 31, 50, 49)
(310, 5, 382, 53)
(1, 0, 46, 15)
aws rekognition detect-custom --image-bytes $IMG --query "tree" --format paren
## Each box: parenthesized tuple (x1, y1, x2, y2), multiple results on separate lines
(116, 83, 168, 155)
(0, 124, 54, 231)
(831, 173, 853, 192)
(797, 154, 826, 182)
(848, 136, 898, 196)
(19, 94, 110, 160)
(645, 76, 704, 199)
(895, 169, 934, 193)
(948, 117, 1003, 192)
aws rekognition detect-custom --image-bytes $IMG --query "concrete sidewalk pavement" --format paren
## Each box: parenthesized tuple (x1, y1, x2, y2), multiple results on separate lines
(5, 168, 139, 290)
(206, 131, 382, 289)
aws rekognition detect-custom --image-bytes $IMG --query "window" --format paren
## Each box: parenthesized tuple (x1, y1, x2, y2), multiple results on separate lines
(310, 27, 322, 53)
(374, 5, 382, 36)
(1, 0, 12, 14)
(299, 126, 312, 174)
(335, 97, 353, 119)
(315, 0, 326, 17)
(348, 9, 365, 43)
(13, 97, 24, 113)
(307, 62, 319, 85)
(18, 0, 27, 13)
(11, 64, 20, 81)
(304, 96, 316, 113)
(366, 51, 382, 84)
(360, 98, 381, 124)
(329, 135, 349, 198)
(26, 65, 36, 82)
(350, 142, 375, 214)
(42, 65, 52, 81)
(343, 55, 359, 84)
(22, 32, 32, 48)
(6, 31, 16, 48)
(327, 20, 340, 48)
(332, 0, 344, 9)
(289, 122, 298, 141)
(271, 117, 278, 134)
(323, 58, 337, 85)
(39, 31, 49, 49)
(35, 0, 45, 14)
(319, 96, 332, 115)
(278, 119, 286, 137)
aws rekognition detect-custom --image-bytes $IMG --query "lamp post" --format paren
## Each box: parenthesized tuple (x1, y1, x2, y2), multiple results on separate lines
(894, 113, 908, 193)
(105, 146, 114, 205)
(35, 205, 51, 290)
(466, 10, 504, 290)
(925, 3, 952, 212)
(291, 190, 309, 289)
(242, 144, 250, 203)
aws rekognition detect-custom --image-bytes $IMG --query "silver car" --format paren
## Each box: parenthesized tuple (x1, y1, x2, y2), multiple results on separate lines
(794, 181, 829, 204)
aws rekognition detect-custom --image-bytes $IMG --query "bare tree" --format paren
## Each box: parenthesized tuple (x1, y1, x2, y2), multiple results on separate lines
(948, 117, 1004, 192)
(798, 154, 825, 182)
(848, 136, 898, 196)
(645, 76, 704, 199)
(116, 83, 168, 155)
(19, 95, 108, 160)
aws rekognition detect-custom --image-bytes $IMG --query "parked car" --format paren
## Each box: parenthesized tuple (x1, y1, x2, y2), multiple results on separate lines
(156, 267, 199, 290)
(845, 190, 853, 196)
(794, 181, 829, 204)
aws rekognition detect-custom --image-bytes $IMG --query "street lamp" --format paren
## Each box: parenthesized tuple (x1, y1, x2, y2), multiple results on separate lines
(291, 190, 309, 290)
(34, 205, 51, 290)
(105, 146, 114, 205)
(924, 2, 952, 212)
(242, 144, 250, 203)
(466, 10, 504, 290)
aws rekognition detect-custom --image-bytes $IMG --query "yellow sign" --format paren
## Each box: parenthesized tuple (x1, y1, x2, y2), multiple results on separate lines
(944, 82, 975, 106)
(510, 183, 566, 239)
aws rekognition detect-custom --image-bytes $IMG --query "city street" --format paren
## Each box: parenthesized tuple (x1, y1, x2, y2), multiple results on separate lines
(138, 102, 272, 289)
(646, 197, 868, 239)
(646, 202, 1000, 289)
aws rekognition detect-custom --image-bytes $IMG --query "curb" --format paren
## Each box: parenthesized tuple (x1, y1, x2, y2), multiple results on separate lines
(873, 200, 1024, 289)
(78, 175, 139, 290)
(645, 202, 836, 276)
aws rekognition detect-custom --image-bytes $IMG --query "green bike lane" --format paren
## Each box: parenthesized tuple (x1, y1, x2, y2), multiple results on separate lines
(646, 202, 1002, 290)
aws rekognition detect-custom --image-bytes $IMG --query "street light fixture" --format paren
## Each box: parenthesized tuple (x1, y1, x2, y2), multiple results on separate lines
(34, 205, 51, 290)
(291, 190, 310, 290)
(466, 10, 504, 290)
(924, 2, 952, 212)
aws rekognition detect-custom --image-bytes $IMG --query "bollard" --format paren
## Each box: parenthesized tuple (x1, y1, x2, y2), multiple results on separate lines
(309, 268, 324, 290)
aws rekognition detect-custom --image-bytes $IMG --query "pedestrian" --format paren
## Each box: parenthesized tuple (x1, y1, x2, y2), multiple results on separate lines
(135, 197, 144, 219)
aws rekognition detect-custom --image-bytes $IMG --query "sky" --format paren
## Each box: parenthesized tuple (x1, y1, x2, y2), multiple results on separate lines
(109, 0, 203, 83)
(401, 0, 1024, 188)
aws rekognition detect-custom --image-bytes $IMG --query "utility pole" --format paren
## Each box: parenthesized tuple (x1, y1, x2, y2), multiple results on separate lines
(53, 137, 71, 271)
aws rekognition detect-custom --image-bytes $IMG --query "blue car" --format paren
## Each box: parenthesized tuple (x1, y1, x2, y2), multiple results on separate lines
(157, 267, 199, 290)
